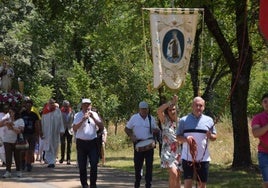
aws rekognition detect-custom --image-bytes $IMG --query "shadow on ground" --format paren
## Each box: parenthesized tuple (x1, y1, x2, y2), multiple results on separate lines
(0, 162, 167, 188)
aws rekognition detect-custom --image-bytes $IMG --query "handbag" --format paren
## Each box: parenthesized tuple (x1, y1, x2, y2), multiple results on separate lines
(15, 133, 29, 150)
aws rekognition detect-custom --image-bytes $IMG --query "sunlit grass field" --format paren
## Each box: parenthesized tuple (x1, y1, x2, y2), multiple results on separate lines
(70, 116, 262, 187)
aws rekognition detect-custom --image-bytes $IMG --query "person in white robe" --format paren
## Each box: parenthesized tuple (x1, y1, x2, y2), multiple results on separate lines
(41, 99, 64, 168)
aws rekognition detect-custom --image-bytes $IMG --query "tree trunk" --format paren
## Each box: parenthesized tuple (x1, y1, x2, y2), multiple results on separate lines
(203, 0, 253, 167)
(231, 0, 253, 167)
(189, 28, 202, 97)
(230, 73, 252, 167)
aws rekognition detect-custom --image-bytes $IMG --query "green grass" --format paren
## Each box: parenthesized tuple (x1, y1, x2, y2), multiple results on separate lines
(101, 119, 263, 187)
(104, 147, 262, 188)
(208, 164, 261, 188)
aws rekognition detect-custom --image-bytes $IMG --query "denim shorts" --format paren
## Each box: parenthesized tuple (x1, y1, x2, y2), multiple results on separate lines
(258, 152, 268, 182)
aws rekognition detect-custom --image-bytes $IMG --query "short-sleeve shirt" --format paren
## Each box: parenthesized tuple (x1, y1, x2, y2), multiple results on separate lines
(126, 113, 157, 140)
(21, 111, 39, 135)
(251, 111, 268, 153)
(3, 118, 25, 143)
(73, 110, 101, 140)
(176, 113, 216, 162)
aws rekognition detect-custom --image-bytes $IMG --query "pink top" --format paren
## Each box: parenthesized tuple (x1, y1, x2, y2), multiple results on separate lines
(251, 111, 268, 153)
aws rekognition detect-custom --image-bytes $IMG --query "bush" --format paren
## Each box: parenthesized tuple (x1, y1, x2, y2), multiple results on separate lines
(105, 123, 130, 151)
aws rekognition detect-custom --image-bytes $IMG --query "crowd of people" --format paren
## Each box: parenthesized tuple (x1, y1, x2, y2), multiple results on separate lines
(123, 93, 268, 188)
(1, 92, 268, 188)
(125, 96, 217, 188)
(0, 97, 108, 188)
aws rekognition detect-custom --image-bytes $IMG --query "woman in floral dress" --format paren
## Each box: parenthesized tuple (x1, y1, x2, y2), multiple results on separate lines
(157, 95, 181, 188)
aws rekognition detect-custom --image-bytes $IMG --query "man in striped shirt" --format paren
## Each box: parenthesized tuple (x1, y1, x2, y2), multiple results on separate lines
(176, 96, 217, 188)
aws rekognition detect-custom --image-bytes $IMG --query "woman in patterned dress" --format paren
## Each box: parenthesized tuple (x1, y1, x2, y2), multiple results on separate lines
(157, 95, 181, 188)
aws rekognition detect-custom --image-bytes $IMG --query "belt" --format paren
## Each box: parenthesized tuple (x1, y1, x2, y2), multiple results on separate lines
(77, 138, 96, 142)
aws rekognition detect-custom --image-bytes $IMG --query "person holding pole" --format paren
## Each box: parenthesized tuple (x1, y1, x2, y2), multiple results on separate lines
(176, 96, 217, 188)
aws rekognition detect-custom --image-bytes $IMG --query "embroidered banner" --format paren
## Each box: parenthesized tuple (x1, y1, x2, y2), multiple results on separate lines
(259, 0, 268, 42)
(147, 8, 202, 90)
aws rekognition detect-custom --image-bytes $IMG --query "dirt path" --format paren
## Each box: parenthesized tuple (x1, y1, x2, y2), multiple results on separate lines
(0, 162, 168, 188)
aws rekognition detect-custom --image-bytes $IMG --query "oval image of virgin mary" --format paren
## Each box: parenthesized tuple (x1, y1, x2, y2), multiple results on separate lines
(162, 29, 184, 64)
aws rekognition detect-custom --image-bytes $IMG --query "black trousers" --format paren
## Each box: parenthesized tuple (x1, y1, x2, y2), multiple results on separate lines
(134, 147, 154, 188)
(4, 142, 21, 172)
(76, 138, 99, 188)
(60, 128, 73, 161)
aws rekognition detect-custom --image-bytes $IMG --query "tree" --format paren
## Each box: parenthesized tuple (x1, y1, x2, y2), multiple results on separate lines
(202, 0, 262, 167)
(65, 61, 91, 107)
(2, 0, 268, 167)
(0, 1, 36, 92)
(168, 0, 266, 167)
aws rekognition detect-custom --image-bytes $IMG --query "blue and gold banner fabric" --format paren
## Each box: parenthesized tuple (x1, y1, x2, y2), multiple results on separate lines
(148, 8, 202, 90)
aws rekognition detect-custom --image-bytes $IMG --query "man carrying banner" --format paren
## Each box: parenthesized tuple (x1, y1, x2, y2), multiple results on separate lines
(176, 97, 217, 188)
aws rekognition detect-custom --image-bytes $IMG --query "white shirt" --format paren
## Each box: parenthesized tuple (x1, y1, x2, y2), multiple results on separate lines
(0, 112, 7, 153)
(3, 118, 25, 143)
(73, 110, 101, 140)
(126, 113, 157, 140)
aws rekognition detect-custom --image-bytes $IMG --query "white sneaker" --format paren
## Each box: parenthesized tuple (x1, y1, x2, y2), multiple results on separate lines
(2, 171, 11, 178)
(16, 171, 22, 177)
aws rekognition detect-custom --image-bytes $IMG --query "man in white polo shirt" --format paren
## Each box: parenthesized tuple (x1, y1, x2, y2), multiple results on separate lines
(73, 98, 104, 188)
(125, 101, 160, 188)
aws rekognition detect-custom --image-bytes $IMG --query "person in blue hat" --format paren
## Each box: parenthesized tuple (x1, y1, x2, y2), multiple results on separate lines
(125, 101, 160, 188)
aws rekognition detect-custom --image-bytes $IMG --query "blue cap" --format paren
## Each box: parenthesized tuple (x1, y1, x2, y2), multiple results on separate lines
(139, 101, 148, 108)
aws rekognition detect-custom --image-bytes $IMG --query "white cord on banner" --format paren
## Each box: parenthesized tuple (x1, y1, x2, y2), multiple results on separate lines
(142, 8, 148, 67)
(199, 9, 205, 96)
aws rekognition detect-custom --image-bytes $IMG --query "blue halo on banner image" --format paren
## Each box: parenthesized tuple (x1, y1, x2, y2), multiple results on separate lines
(162, 29, 184, 64)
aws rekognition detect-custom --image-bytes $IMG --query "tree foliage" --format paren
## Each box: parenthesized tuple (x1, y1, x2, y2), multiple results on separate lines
(0, 0, 268, 167)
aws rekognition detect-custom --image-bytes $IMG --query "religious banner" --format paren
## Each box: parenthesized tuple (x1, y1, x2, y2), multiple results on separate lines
(259, 0, 268, 42)
(148, 8, 202, 90)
